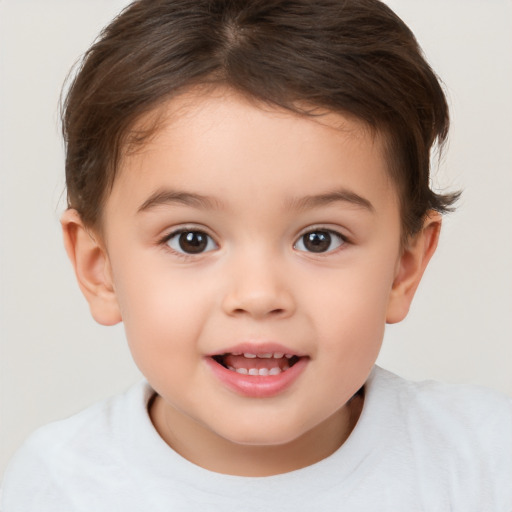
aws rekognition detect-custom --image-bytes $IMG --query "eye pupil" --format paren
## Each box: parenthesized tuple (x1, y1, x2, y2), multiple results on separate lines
(179, 231, 208, 253)
(303, 231, 331, 252)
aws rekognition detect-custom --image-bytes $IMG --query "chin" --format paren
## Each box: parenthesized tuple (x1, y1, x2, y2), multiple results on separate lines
(214, 420, 309, 448)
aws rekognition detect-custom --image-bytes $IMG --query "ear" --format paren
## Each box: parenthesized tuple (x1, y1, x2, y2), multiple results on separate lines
(61, 209, 122, 326)
(386, 211, 442, 324)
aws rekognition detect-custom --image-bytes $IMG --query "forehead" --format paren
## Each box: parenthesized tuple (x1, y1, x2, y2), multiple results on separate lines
(110, 88, 397, 216)
(123, 86, 383, 160)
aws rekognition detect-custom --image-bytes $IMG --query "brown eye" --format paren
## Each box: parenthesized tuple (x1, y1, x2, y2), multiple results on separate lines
(166, 230, 217, 254)
(295, 230, 345, 253)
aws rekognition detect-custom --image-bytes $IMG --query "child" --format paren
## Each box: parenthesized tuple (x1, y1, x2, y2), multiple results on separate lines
(2, 0, 511, 509)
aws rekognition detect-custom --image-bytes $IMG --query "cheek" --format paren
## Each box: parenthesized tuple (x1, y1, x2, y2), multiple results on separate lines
(111, 262, 211, 369)
(304, 253, 397, 354)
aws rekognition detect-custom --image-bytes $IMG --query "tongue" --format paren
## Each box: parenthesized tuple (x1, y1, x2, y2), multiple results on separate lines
(223, 354, 290, 371)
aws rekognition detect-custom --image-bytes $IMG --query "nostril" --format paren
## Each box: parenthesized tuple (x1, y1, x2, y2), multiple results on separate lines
(232, 307, 286, 317)
(222, 289, 295, 318)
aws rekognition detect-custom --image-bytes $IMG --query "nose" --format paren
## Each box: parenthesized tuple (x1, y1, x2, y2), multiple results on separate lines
(221, 253, 296, 320)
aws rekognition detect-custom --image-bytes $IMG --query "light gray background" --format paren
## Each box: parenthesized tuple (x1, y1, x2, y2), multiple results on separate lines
(1, 0, 511, 477)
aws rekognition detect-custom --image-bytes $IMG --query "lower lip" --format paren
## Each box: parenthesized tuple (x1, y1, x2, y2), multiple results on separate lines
(205, 357, 308, 398)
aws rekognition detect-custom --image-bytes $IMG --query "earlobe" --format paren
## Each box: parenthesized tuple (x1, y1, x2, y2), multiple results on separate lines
(386, 211, 442, 324)
(61, 209, 122, 326)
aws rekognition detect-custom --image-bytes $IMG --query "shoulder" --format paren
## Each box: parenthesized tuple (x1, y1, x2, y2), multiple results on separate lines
(1, 381, 152, 511)
(8, 381, 149, 461)
(373, 365, 512, 428)
(366, 366, 512, 503)
(372, 365, 512, 413)
(369, 366, 512, 444)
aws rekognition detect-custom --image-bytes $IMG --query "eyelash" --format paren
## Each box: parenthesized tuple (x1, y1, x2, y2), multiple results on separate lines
(293, 228, 348, 255)
(158, 226, 349, 258)
(159, 228, 218, 259)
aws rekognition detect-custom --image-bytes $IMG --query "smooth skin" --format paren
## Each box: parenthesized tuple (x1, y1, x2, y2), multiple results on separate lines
(62, 88, 440, 476)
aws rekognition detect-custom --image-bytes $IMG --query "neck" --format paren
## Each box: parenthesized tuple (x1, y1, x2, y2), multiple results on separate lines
(149, 390, 364, 477)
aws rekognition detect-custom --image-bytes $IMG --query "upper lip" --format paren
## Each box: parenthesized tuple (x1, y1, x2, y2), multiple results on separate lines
(206, 342, 308, 358)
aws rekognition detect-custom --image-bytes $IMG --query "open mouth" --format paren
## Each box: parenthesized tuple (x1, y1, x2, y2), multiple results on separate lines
(212, 352, 302, 376)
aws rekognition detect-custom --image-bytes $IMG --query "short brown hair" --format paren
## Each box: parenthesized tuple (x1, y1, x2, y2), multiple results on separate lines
(62, 0, 459, 235)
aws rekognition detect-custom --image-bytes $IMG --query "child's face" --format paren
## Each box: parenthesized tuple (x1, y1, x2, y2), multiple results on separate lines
(67, 88, 437, 473)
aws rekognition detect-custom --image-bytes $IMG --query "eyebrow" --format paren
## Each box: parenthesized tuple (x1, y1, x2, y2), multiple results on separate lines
(138, 189, 221, 212)
(286, 188, 375, 213)
(138, 187, 374, 214)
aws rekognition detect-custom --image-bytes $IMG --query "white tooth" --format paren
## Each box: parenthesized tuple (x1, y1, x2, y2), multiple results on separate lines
(248, 368, 259, 376)
(258, 368, 270, 376)
(269, 367, 282, 375)
(285, 354, 293, 359)
(236, 368, 248, 375)
(273, 352, 284, 358)
(244, 353, 257, 358)
(282, 362, 290, 371)
(259, 353, 272, 358)
(227, 366, 236, 371)
(232, 352, 242, 356)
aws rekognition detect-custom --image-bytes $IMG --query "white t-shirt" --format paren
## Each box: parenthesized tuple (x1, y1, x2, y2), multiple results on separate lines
(2, 366, 512, 511)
